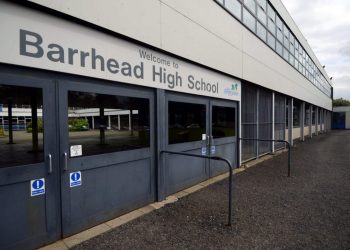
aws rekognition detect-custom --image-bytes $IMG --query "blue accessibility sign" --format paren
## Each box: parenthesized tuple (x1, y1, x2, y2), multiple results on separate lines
(30, 178, 45, 197)
(70, 171, 82, 188)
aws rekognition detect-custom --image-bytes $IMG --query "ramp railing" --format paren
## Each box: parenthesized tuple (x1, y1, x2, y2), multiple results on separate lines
(239, 138, 291, 177)
(161, 150, 234, 226)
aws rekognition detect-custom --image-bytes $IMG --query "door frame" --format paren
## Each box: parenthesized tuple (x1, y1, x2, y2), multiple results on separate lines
(209, 99, 238, 177)
(57, 78, 156, 237)
(0, 67, 61, 249)
(162, 91, 238, 195)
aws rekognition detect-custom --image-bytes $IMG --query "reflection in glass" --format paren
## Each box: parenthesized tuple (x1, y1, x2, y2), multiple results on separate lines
(0, 85, 44, 168)
(212, 106, 235, 139)
(168, 101, 205, 144)
(68, 91, 150, 157)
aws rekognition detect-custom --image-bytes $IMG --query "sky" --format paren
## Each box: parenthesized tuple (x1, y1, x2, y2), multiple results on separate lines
(281, 0, 350, 100)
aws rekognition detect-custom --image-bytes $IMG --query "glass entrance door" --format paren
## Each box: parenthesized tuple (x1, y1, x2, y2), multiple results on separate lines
(0, 72, 60, 250)
(209, 100, 237, 177)
(165, 93, 210, 195)
(58, 80, 156, 237)
(164, 92, 237, 195)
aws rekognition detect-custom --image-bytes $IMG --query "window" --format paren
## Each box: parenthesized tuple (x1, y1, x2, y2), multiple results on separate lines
(0, 85, 44, 168)
(289, 54, 294, 65)
(294, 60, 299, 70)
(276, 41, 283, 56)
(225, 0, 242, 19)
(267, 4, 276, 34)
(244, 0, 256, 14)
(212, 106, 236, 138)
(168, 101, 206, 144)
(283, 47, 289, 61)
(283, 25, 290, 48)
(243, 8, 256, 32)
(257, 22, 267, 42)
(305, 104, 310, 126)
(257, 1, 267, 25)
(68, 91, 150, 157)
(267, 17, 276, 35)
(276, 16, 283, 42)
(267, 32, 276, 49)
(293, 102, 301, 127)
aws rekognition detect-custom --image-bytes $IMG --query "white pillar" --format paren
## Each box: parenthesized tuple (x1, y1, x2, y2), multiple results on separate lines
(92, 116, 95, 129)
(108, 116, 111, 130)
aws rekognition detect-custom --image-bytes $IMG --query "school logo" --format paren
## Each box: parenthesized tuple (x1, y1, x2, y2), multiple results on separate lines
(223, 83, 239, 97)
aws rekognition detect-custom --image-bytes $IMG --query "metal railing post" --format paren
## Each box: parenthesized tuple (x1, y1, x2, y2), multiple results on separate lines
(161, 151, 234, 226)
(239, 138, 291, 177)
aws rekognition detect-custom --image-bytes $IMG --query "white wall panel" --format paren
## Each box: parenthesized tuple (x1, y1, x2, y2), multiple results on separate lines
(160, 3, 243, 79)
(29, 0, 162, 47)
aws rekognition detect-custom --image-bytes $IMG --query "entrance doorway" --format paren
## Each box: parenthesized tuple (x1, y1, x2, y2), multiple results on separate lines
(0, 69, 156, 249)
(0, 73, 60, 250)
(164, 92, 237, 195)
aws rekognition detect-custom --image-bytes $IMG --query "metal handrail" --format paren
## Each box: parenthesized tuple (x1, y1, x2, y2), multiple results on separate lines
(161, 150, 234, 226)
(239, 138, 291, 177)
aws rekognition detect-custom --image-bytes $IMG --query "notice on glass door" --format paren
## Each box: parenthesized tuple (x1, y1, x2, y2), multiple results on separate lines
(70, 145, 82, 157)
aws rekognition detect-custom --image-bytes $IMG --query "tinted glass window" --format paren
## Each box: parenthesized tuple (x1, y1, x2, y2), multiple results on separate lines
(257, 6, 267, 25)
(225, 0, 242, 19)
(257, 22, 267, 42)
(267, 32, 276, 49)
(244, 0, 256, 14)
(276, 41, 283, 56)
(168, 101, 206, 144)
(267, 4, 275, 21)
(267, 17, 276, 34)
(212, 106, 236, 139)
(243, 8, 256, 32)
(68, 91, 150, 157)
(0, 85, 43, 168)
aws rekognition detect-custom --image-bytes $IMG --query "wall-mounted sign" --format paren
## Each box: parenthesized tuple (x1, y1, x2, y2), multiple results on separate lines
(70, 171, 82, 188)
(0, 2, 241, 102)
(30, 178, 45, 197)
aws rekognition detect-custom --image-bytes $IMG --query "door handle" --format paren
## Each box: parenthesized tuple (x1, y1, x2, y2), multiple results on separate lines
(206, 135, 210, 146)
(63, 152, 68, 171)
(48, 154, 53, 174)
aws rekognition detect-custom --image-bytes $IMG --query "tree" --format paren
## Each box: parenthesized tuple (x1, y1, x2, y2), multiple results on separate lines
(333, 98, 350, 107)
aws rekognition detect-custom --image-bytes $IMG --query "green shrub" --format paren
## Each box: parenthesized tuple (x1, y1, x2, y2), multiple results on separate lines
(69, 118, 89, 131)
(26, 118, 43, 133)
(0, 127, 4, 136)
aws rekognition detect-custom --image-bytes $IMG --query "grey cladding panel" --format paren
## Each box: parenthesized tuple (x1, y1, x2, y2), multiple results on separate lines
(68, 158, 154, 227)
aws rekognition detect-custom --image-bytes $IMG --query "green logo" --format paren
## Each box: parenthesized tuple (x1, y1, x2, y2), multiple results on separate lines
(231, 84, 238, 91)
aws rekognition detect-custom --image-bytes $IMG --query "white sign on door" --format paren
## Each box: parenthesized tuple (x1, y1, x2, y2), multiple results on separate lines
(70, 145, 82, 157)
